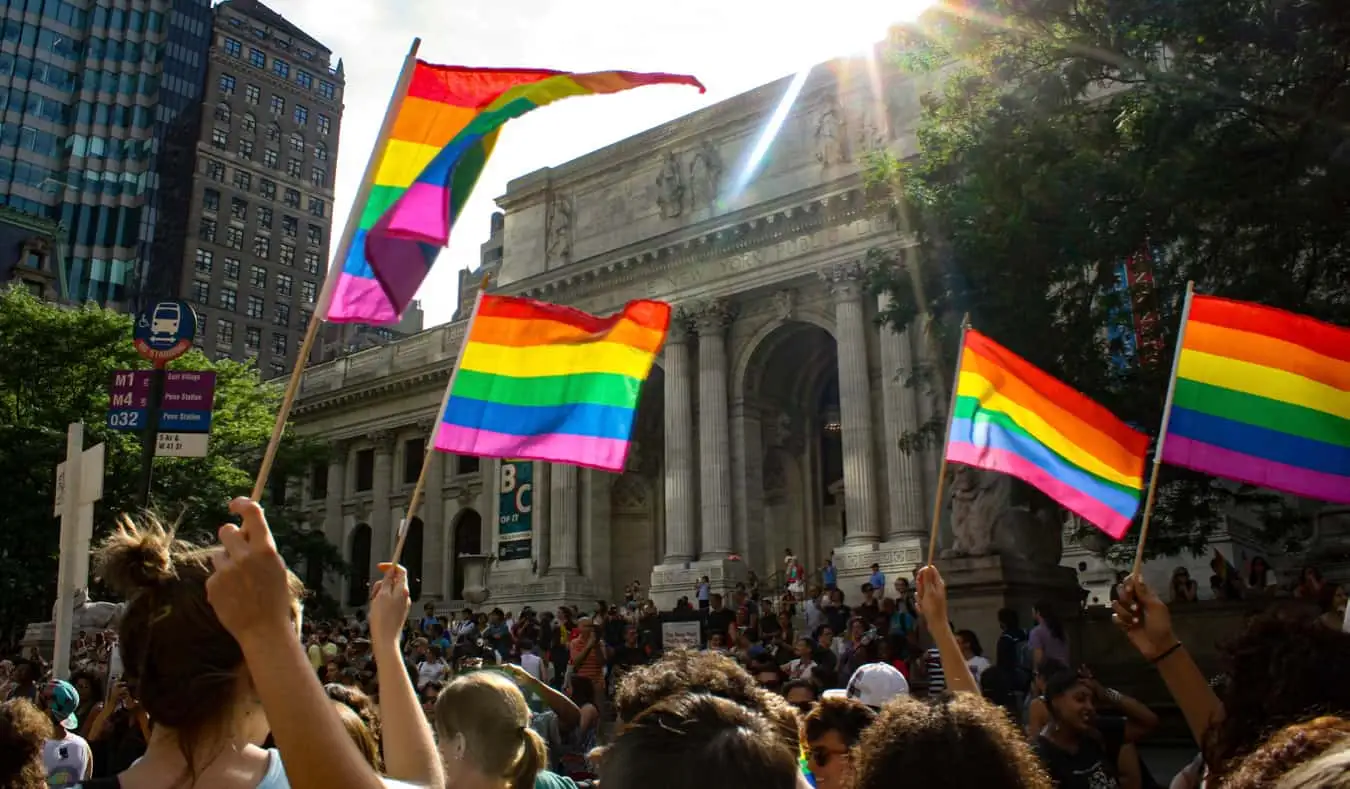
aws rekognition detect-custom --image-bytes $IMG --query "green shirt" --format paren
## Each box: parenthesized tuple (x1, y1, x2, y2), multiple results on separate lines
(535, 772, 579, 789)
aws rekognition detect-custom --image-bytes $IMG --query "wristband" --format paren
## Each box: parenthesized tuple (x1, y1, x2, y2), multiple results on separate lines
(1149, 641, 1183, 665)
(1104, 688, 1123, 705)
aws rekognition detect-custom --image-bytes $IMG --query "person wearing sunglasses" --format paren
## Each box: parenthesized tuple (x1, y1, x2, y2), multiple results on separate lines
(801, 697, 876, 789)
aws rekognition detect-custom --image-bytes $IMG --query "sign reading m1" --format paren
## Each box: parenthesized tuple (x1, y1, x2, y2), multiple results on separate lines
(107, 371, 216, 436)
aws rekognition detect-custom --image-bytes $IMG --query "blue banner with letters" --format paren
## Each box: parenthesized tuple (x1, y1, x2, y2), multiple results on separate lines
(497, 461, 533, 561)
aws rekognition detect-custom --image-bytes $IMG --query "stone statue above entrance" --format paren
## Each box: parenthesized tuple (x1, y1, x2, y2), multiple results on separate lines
(547, 194, 573, 266)
(687, 139, 722, 211)
(655, 150, 684, 219)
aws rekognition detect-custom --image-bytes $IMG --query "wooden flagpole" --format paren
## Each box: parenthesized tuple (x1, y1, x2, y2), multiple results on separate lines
(389, 274, 492, 566)
(250, 39, 422, 501)
(1132, 281, 1195, 576)
(926, 314, 971, 566)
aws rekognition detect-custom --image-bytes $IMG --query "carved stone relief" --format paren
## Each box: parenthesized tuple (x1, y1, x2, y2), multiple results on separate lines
(772, 289, 797, 321)
(946, 466, 1064, 564)
(546, 194, 573, 266)
(815, 100, 852, 167)
(680, 298, 737, 336)
(819, 260, 866, 301)
(687, 139, 723, 211)
(611, 473, 649, 515)
(367, 430, 396, 454)
(655, 150, 684, 219)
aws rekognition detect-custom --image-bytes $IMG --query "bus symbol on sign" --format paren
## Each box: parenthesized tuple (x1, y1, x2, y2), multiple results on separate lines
(132, 300, 197, 365)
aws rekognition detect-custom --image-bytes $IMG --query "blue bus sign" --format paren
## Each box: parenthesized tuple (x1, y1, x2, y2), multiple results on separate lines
(133, 300, 197, 365)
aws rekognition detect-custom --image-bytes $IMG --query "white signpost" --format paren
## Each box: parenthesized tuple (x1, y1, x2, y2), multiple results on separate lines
(52, 422, 105, 679)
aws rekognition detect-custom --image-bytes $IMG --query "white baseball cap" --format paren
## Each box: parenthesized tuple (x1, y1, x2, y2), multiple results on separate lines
(823, 663, 909, 709)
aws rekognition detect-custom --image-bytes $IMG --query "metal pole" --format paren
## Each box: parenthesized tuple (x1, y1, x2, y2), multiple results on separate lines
(139, 365, 165, 506)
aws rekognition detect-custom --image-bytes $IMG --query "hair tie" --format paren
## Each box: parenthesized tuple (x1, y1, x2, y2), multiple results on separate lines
(519, 725, 527, 736)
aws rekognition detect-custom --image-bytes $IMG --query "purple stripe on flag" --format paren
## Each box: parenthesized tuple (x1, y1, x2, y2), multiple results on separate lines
(327, 273, 397, 324)
(1163, 435, 1350, 504)
(381, 181, 451, 242)
(434, 423, 630, 473)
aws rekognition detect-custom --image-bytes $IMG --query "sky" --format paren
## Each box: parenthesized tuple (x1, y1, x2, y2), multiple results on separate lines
(263, 0, 937, 326)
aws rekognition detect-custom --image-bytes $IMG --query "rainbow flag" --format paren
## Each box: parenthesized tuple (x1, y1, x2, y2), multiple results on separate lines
(435, 295, 670, 472)
(799, 745, 817, 788)
(947, 329, 1150, 539)
(326, 63, 704, 324)
(1161, 295, 1350, 503)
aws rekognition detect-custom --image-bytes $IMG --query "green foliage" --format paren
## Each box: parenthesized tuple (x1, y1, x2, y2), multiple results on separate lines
(867, 0, 1349, 557)
(0, 287, 343, 642)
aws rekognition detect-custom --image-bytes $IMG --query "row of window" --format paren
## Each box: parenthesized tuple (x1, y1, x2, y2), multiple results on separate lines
(0, 0, 90, 30)
(0, 52, 163, 99)
(201, 314, 291, 357)
(201, 157, 327, 216)
(199, 194, 327, 250)
(197, 218, 323, 267)
(0, 21, 84, 61)
(190, 272, 316, 314)
(195, 247, 318, 284)
(209, 127, 327, 187)
(214, 106, 330, 156)
(224, 15, 323, 65)
(217, 74, 332, 134)
(221, 38, 337, 101)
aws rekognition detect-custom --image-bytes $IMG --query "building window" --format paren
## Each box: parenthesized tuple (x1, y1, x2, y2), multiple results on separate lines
(219, 287, 237, 311)
(313, 142, 327, 161)
(192, 280, 210, 304)
(267, 123, 281, 142)
(282, 215, 298, 238)
(219, 74, 236, 94)
(284, 189, 301, 208)
(260, 179, 276, 200)
(308, 197, 325, 217)
(233, 170, 252, 191)
(273, 58, 289, 78)
(289, 133, 304, 153)
(271, 332, 287, 356)
(195, 248, 213, 272)
(225, 226, 243, 250)
(293, 105, 308, 126)
(202, 189, 220, 212)
(199, 218, 217, 242)
(307, 224, 323, 246)
(316, 115, 330, 135)
(301, 280, 317, 303)
(278, 244, 295, 266)
(303, 250, 321, 274)
(245, 326, 261, 351)
(206, 159, 226, 181)
(238, 139, 254, 160)
(296, 70, 312, 89)
(214, 103, 231, 122)
(310, 168, 326, 188)
(246, 296, 265, 320)
(249, 48, 265, 67)
(263, 148, 278, 169)
(210, 127, 228, 148)
(241, 112, 256, 134)
(269, 95, 284, 115)
(403, 438, 425, 484)
(230, 197, 248, 221)
(250, 265, 267, 289)
(244, 84, 260, 105)
(276, 273, 293, 297)
(318, 80, 336, 100)
(258, 206, 273, 229)
(286, 158, 302, 178)
(224, 258, 241, 280)
(355, 449, 374, 491)
(253, 235, 270, 259)
(217, 318, 234, 345)
(273, 302, 290, 326)
(223, 37, 242, 57)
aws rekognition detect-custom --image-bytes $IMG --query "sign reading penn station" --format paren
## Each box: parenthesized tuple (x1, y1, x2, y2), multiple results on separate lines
(497, 460, 533, 561)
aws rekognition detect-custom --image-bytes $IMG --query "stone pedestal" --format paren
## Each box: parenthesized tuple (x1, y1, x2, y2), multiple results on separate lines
(648, 558, 748, 610)
(939, 555, 1082, 664)
(831, 539, 926, 596)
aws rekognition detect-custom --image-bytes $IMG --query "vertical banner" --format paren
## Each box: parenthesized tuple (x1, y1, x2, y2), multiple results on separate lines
(497, 460, 534, 560)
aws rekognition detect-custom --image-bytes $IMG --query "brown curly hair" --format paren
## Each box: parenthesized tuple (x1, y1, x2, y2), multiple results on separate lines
(0, 699, 55, 789)
(1222, 717, 1350, 789)
(325, 683, 382, 765)
(852, 693, 1053, 789)
(613, 648, 800, 753)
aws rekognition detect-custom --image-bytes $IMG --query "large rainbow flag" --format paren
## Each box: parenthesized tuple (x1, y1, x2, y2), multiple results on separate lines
(435, 295, 670, 472)
(947, 329, 1150, 539)
(325, 62, 704, 324)
(1161, 294, 1350, 503)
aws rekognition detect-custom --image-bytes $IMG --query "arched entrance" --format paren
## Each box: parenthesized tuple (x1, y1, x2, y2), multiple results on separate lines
(347, 523, 372, 607)
(741, 320, 842, 575)
(610, 365, 663, 601)
(452, 509, 483, 601)
(403, 517, 425, 601)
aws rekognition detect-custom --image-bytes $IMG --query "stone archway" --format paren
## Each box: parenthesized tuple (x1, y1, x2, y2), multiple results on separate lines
(347, 523, 372, 606)
(451, 509, 483, 601)
(403, 517, 425, 601)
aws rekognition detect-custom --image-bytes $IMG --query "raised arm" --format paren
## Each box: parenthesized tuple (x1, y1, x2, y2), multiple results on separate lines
(915, 565, 978, 695)
(373, 562, 446, 789)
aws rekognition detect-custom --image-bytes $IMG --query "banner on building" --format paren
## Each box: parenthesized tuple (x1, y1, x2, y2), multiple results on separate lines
(497, 460, 533, 561)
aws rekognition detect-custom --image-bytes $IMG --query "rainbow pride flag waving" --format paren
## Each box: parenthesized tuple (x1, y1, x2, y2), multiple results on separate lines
(325, 52, 703, 325)
(434, 294, 670, 472)
(946, 329, 1151, 539)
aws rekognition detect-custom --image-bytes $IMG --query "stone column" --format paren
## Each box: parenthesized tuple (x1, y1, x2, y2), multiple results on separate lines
(690, 299, 736, 558)
(548, 463, 579, 574)
(878, 293, 927, 539)
(534, 462, 551, 575)
(420, 425, 446, 601)
(369, 430, 396, 580)
(662, 325, 696, 563)
(324, 441, 346, 547)
(821, 262, 879, 544)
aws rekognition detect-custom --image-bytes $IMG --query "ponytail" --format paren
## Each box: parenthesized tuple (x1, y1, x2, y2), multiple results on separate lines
(509, 726, 547, 789)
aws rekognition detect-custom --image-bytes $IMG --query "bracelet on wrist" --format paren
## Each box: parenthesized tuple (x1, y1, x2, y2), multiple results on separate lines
(1149, 641, 1183, 665)
(1104, 687, 1123, 705)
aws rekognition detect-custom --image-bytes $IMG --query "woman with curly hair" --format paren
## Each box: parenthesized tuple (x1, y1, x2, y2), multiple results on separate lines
(1224, 716, 1350, 788)
(0, 698, 53, 789)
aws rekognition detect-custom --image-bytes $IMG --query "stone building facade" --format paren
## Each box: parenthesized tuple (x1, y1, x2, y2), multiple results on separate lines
(293, 52, 951, 611)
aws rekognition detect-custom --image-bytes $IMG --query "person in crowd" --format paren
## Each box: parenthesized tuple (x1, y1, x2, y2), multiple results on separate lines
(1320, 584, 1348, 631)
(956, 628, 991, 685)
(557, 677, 599, 781)
(1170, 567, 1199, 603)
(5, 659, 39, 703)
(825, 661, 910, 711)
(1022, 657, 1070, 740)
(416, 645, 451, 691)
(781, 678, 818, 716)
(608, 625, 647, 686)
(1032, 666, 1159, 789)
(695, 576, 710, 610)
(326, 683, 382, 760)
(821, 555, 837, 591)
(784, 637, 816, 681)
(868, 563, 885, 592)
(1223, 716, 1350, 789)
(40, 679, 92, 787)
(1030, 600, 1071, 668)
(801, 697, 875, 789)
(69, 671, 103, 739)
(1246, 556, 1277, 593)
(333, 701, 383, 771)
(84, 680, 151, 778)
(1294, 566, 1327, 603)
(597, 693, 800, 789)
(566, 617, 606, 720)
(0, 698, 52, 789)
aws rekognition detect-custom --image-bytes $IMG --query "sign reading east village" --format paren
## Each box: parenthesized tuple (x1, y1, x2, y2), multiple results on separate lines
(107, 370, 217, 435)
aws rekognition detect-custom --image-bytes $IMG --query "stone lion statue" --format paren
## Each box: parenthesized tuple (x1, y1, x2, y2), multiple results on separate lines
(51, 588, 126, 630)
(944, 467, 1063, 565)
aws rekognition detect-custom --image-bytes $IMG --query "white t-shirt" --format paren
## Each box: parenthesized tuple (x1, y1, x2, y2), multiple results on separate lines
(967, 655, 992, 685)
(44, 733, 92, 787)
(520, 652, 546, 682)
(416, 659, 448, 689)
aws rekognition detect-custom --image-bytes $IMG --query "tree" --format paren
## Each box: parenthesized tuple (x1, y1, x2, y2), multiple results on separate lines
(0, 287, 344, 643)
(867, 0, 1349, 557)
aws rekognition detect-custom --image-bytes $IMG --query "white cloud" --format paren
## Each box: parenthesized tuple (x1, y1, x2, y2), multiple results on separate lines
(264, 0, 932, 325)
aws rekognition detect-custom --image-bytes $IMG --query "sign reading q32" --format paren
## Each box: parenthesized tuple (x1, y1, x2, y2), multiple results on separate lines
(133, 300, 197, 365)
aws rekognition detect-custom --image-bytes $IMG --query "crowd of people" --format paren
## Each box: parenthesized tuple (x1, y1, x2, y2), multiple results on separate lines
(1, 500, 1349, 789)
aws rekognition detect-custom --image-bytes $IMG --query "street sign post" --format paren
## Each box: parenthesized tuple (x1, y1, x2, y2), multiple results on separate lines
(128, 301, 199, 501)
(107, 370, 215, 458)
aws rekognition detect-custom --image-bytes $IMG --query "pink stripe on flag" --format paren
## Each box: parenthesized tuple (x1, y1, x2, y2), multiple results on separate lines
(435, 423, 630, 473)
(947, 441, 1135, 539)
(1163, 436, 1350, 505)
(382, 181, 450, 243)
(327, 273, 397, 324)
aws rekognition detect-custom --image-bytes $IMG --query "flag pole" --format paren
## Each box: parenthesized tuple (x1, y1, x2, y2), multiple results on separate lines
(926, 314, 971, 566)
(389, 273, 492, 566)
(250, 38, 422, 501)
(1132, 280, 1195, 576)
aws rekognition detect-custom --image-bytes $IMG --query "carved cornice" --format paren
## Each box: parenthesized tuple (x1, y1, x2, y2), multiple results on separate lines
(680, 298, 737, 336)
(366, 429, 396, 453)
(820, 260, 867, 301)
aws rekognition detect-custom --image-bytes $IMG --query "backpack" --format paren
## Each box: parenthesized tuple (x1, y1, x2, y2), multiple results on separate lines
(1004, 632, 1034, 691)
